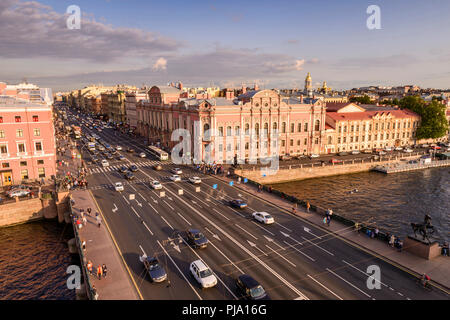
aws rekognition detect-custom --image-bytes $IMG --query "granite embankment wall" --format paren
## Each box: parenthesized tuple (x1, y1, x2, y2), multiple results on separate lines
(235, 156, 421, 184)
(0, 197, 58, 227)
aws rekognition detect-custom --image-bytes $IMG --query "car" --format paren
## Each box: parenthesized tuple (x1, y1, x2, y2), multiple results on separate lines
(91, 156, 99, 163)
(394, 147, 403, 151)
(127, 148, 135, 153)
(295, 154, 307, 159)
(186, 229, 208, 249)
(403, 148, 413, 153)
(116, 146, 122, 151)
(189, 260, 217, 289)
(150, 180, 162, 190)
(110, 149, 117, 155)
(139, 255, 167, 283)
(98, 145, 105, 151)
(129, 165, 138, 172)
(430, 145, 441, 150)
(114, 182, 124, 192)
(139, 152, 146, 158)
(153, 164, 162, 171)
(362, 149, 372, 154)
(378, 151, 386, 155)
(101, 160, 109, 167)
(8, 189, 30, 198)
(229, 199, 247, 209)
(169, 174, 181, 182)
(252, 212, 274, 224)
(124, 172, 135, 180)
(118, 155, 126, 161)
(106, 153, 113, 159)
(338, 152, 349, 156)
(329, 158, 343, 164)
(351, 150, 360, 155)
(421, 144, 429, 148)
(119, 165, 128, 173)
(384, 147, 392, 152)
(279, 155, 292, 161)
(189, 176, 201, 184)
(171, 168, 182, 174)
(236, 274, 270, 300)
(309, 154, 319, 159)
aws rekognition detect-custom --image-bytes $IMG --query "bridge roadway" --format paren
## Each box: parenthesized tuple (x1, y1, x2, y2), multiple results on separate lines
(67, 109, 449, 300)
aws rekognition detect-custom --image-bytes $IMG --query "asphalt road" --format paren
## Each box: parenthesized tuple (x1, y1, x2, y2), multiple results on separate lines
(60, 107, 449, 300)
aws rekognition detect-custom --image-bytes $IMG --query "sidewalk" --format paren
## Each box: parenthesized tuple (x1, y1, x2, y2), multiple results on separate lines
(71, 189, 139, 300)
(213, 174, 450, 291)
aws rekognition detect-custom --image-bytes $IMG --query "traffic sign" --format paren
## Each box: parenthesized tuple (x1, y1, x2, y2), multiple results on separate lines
(244, 178, 248, 183)
(229, 181, 234, 186)
(213, 184, 217, 189)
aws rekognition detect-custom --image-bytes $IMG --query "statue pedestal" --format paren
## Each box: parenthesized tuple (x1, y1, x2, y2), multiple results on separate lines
(403, 236, 441, 260)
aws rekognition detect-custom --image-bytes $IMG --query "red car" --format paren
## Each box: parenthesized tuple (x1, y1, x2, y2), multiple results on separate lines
(329, 158, 343, 164)
(430, 145, 441, 150)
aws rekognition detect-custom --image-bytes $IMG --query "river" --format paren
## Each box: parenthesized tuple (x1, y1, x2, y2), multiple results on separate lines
(273, 167, 449, 243)
(0, 220, 77, 300)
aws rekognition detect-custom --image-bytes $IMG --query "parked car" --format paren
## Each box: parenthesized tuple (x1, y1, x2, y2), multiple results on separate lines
(127, 148, 135, 153)
(329, 158, 343, 164)
(338, 152, 348, 156)
(116, 146, 122, 151)
(139, 255, 167, 283)
(169, 175, 181, 182)
(8, 189, 30, 198)
(150, 181, 162, 190)
(309, 154, 319, 159)
(362, 149, 372, 154)
(229, 199, 247, 209)
(236, 274, 270, 300)
(394, 147, 403, 151)
(171, 168, 182, 174)
(252, 212, 274, 224)
(351, 150, 360, 155)
(186, 229, 208, 249)
(384, 147, 392, 152)
(118, 155, 126, 161)
(403, 148, 413, 153)
(430, 145, 441, 150)
(119, 165, 128, 173)
(114, 182, 124, 192)
(189, 260, 217, 289)
(280, 155, 292, 161)
(189, 176, 201, 184)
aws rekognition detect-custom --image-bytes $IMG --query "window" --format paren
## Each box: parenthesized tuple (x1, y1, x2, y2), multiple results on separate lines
(0, 116, 3, 123)
(375, 123, 378, 130)
(255, 123, 259, 136)
(351, 125, 354, 132)
(263, 123, 268, 136)
(2, 162, 9, 168)
(0, 130, 5, 138)
(20, 161, 27, 166)
(245, 123, 250, 135)
(393, 123, 396, 129)
(34, 129, 40, 136)
(328, 136, 332, 144)
(0, 144, 7, 154)
(218, 127, 223, 137)
(245, 142, 249, 150)
(356, 136, 359, 142)
(338, 126, 342, 133)
(338, 137, 341, 144)
(291, 123, 295, 133)
(21, 169, 29, 180)
(304, 123, 308, 132)
(315, 120, 320, 131)
(15, 116, 21, 123)
(362, 135, 365, 142)
(298, 123, 302, 132)
(227, 144, 231, 151)
(381, 123, 384, 130)
(226, 126, 232, 136)
(35, 142, 43, 151)
(350, 137, 353, 143)
(18, 143, 26, 153)
(38, 168, 45, 178)
(343, 137, 347, 143)
(33, 115, 39, 122)
(281, 140, 285, 147)
(273, 122, 277, 131)
(282, 122, 286, 133)
(203, 123, 210, 137)
(343, 126, 347, 133)
(218, 144, 223, 152)
(290, 139, 293, 146)
(387, 123, 390, 129)
(37, 160, 44, 165)
(315, 138, 319, 144)
(403, 122, 406, 129)
(235, 126, 240, 136)
(17, 129, 24, 137)
(369, 124, 372, 131)
(304, 138, 307, 145)
(297, 140, 301, 146)
(356, 125, 359, 132)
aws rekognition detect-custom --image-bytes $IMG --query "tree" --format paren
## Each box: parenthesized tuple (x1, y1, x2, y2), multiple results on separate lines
(399, 96, 448, 139)
(350, 95, 372, 104)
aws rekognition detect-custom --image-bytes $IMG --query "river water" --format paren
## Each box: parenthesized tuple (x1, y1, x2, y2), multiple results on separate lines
(0, 220, 77, 300)
(273, 167, 450, 243)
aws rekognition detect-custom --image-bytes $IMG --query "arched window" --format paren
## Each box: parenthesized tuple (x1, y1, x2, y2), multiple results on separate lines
(291, 123, 295, 133)
(273, 122, 278, 131)
(245, 123, 250, 135)
(227, 126, 232, 136)
(315, 120, 320, 131)
(282, 122, 286, 133)
(255, 123, 260, 136)
(203, 123, 210, 133)
(298, 123, 301, 132)
(263, 123, 268, 136)
(328, 136, 332, 144)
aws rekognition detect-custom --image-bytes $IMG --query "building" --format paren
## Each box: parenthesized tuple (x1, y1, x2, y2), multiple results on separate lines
(325, 102, 420, 153)
(0, 96, 56, 186)
(137, 87, 327, 162)
(125, 90, 148, 130)
(0, 82, 53, 105)
(108, 91, 126, 123)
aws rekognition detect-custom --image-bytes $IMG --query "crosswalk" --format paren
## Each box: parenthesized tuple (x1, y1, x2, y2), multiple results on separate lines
(87, 160, 172, 175)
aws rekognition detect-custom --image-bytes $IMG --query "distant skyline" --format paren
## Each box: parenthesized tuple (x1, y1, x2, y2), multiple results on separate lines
(1, 0, 450, 91)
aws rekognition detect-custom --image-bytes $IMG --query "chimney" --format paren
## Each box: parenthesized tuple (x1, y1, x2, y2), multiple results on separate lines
(299, 95, 304, 103)
(226, 89, 235, 100)
(254, 83, 259, 91)
(178, 81, 183, 90)
(242, 84, 247, 94)
(207, 92, 212, 99)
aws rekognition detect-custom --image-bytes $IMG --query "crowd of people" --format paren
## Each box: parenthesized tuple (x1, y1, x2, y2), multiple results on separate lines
(194, 162, 226, 175)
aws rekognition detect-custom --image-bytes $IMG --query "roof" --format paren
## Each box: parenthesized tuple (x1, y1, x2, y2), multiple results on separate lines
(180, 97, 234, 107)
(156, 86, 181, 94)
(238, 274, 260, 288)
(327, 109, 419, 121)
(237, 90, 261, 100)
(325, 102, 354, 112)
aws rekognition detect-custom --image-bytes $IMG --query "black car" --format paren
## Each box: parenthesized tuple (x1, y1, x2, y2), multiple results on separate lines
(236, 274, 270, 300)
(124, 172, 135, 180)
(229, 199, 247, 209)
(127, 148, 135, 153)
(140, 256, 167, 283)
(186, 229, 208, 249)
(119, 165, 128, 173)
(129, 165, 138, 172)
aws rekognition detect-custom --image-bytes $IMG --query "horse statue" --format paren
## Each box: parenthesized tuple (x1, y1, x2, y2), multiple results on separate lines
(411, 214, 435, 243)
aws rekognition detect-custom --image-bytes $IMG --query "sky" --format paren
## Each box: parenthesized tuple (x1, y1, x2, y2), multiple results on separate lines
(0, 0, 450, 91)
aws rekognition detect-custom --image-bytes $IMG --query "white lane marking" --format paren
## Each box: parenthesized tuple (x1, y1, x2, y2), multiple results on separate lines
(204, 227, 221, 241)
(326, 268, 372, 299)
(177, 212, 192, 226)
(163, 200, 174, 210)
(112, 204, 118, 213)
(122, 195, 130, 205)
(303, 226, 322, 239)
(156, 240, 202, 300)
(276, 222, 292, 232)
(138, 192, 146, 200)
(160, 216, 174, 230)
(397, 292, 404, 297)
(301, 236, 334, 256)
(342, 260, 388, 288)
(178, 236, 238, 300)
(263, 235, 285, 250)
(208, 240, 244, 274)
(131, 206, 141, 218)
(247, 240, 268, 256)
(147, 202, 158, 214)
(280, 231, 303, 246)
(283, 241, 315, 262)
(251, 221, 275, 236)
(139, 245, 146, 255)
(265, 244, 296, 267)
(142, 221, 154, 236)
(212, 208, 231, 221)
(235, 224, 258, 240)
(307, 274, 343, 300)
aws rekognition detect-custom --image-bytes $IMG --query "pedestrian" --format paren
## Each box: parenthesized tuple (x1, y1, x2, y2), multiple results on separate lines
(82, 240, 86, 251)
(397, 239, 403, 252)
(96, 215, 101, 228)
(87, 260, 93, 274)
(374, 228, 379, 238)
(326, 215, 331, 227)
(87, 207, 92, 216)
(442, 242, 449, 256)
(306, 201, 310, 213)
(389, 234, 395, 247)
(97, 265, 103, 280)
(76, 218, 82, 229)
(82, 216, 87, 226)
(102, 264, 107, 278)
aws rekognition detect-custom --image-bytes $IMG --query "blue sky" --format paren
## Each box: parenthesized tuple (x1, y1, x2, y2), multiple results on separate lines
(1, 0, 449, 91)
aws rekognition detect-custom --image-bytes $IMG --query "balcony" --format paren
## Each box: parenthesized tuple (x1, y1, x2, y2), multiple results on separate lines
(17, 152, 28, 157)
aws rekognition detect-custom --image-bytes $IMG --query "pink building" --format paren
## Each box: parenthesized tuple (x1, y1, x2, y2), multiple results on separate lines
(137, 87, 327, 162)
(0, 97, 56, 186)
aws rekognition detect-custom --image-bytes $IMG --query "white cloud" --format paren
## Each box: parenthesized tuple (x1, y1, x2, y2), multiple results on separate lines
(295, 59, 305, 71)
(152, 58, 167, 71)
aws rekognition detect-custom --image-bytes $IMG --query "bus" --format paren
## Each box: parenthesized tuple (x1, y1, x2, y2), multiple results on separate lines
(148, 146, 169, 161)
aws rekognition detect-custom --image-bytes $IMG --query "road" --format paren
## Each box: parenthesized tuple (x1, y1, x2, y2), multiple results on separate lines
(60, 106, 449, 301)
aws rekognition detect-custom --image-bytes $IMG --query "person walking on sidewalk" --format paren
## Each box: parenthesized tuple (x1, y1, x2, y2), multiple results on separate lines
(389, 234, 395, 247)
(96, 215, 102, 228)
(97, 265, 103, 280)
(87, 207, 92, 216)
(87, 261, 93, 275)
(102, 264, 108, 278)
(306, 201, 310, 213)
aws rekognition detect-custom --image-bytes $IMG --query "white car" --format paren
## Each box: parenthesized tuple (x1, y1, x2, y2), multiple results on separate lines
(394, 147, 403, 151)
(252, 212, 275, 225)
(169, 175, 181, 182)
(309, 154, 319, 158)
(116, 146, 122, 151)
(189, 260, 217, 289)
(8, 189, 30, 198)
(101, 160, 109, 167)
(150, 180, 162, 190)
(189, 176, 201, 184)
(351, 150, 360, 155)
(114, 182, 124, 192)
(384, 147, 392, 152)
(403, 148, 413, 153)
(139, 152, 146, 158)
(171, 168, 182, 174)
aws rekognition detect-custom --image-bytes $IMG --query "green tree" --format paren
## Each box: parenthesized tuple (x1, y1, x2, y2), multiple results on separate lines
(399, 96, 448, 139)
(349, 95, 372, 104)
